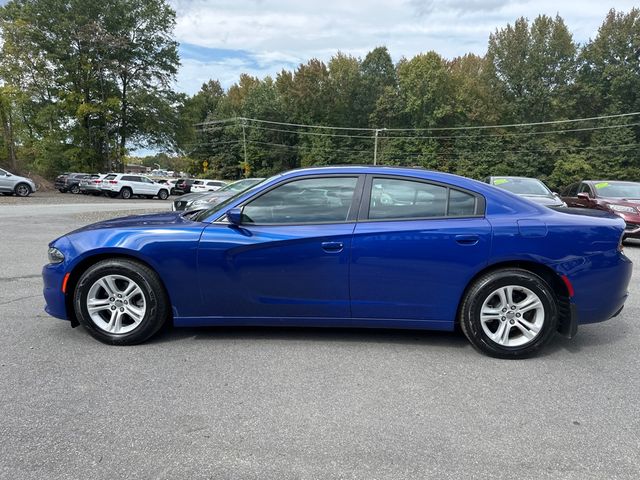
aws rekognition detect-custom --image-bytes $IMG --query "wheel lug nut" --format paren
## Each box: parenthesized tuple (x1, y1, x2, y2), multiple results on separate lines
(117, 294, 122, 298)
(109, 297, 114, 302)
(511, 305, 516, 310)
(124, 300, 128, 305)
(120, 307, 124, 312)
(501, 317, 506, 321)
(509, 319, 515, 324)
(516, 313, 521, 317)
(111, 306, 116, 310)
(502, 308, 507, 312)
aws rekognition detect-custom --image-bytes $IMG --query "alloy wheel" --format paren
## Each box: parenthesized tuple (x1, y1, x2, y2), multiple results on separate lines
(15, 184, 30, 197)
(479, 285, 545, 347)
(86, 274, 146, 334)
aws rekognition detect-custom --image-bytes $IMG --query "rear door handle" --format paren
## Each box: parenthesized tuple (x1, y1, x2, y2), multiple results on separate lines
(321, 241, 344, 253)
(455, 234, 480, 246)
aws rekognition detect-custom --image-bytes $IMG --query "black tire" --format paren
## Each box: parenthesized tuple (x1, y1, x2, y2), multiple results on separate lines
(120, 187, 132, 199)
(14, 183, 31, 197)
(58, 188, 66, 193)
(73, 259, 170, 345)
(459, 268, 558, 359)
(170, 188, 176, 196)
(70, 184, 80, 194)
(158, 189, 169, 200)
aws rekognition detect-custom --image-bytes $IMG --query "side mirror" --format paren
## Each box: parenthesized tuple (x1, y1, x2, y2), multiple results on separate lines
(577, 192, 590, 200)
(226, 207, 243, 225)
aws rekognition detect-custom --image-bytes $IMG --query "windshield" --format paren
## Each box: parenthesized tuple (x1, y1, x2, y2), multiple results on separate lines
(593, 181, 640, 199)
(191, 177, 273, 222)
(492, 177, 551, 196)
(218, 178, 261, 193)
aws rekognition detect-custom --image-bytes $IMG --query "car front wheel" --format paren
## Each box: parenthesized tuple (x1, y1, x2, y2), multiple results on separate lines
(73, 259, 169, 345)
(459, 268, 558, 359)
(15, 183, 32, 197)
(158, 189, 169, 200)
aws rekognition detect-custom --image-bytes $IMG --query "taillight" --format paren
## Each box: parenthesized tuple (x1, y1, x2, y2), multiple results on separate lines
(109, 180, 118, 184)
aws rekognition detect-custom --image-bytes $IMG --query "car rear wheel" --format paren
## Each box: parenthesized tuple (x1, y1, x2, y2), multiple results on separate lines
(73, 259, 169, 345)
(15, 183, 31, 197)
(70, 184, 80, 194)
(158, 189, 169, 200)
(459, 268, 558, 359)
(120, 187, 132, 199)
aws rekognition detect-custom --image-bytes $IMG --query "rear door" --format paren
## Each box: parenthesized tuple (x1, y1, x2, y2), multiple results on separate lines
(350, 175, 491, 325)
(197, 175, 364, 319)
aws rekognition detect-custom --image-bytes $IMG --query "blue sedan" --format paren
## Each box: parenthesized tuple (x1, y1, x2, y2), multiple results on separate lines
(43, 167, 632, 358)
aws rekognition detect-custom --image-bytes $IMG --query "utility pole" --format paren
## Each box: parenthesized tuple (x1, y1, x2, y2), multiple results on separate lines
(373, 128, 385, 165)
(241, 118, 248, 177)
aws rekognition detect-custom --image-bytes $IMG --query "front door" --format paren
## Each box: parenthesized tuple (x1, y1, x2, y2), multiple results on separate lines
(350, 176, 491, 326)
(197, 175, 363, 320)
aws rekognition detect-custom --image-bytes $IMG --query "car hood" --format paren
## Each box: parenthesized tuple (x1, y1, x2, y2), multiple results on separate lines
(12, 174, 35, 184)
(599, 197, 640, 206)
(175, 192, 209, 202)
(520, 194, 564, 206)
(69, 211, 190, 233)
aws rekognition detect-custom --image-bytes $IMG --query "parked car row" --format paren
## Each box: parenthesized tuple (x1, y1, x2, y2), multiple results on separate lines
(486, 176, 640, 239)
(53, 172, 230, 200)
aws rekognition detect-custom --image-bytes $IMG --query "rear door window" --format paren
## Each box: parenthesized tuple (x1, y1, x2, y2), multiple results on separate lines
(367, 178, 478, 220)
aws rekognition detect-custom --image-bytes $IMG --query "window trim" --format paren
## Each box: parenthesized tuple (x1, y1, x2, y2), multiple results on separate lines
(214, 174, 366, 226)
(358, 174, 485, 223)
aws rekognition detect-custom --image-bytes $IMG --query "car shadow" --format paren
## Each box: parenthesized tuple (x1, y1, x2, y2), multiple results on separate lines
(539, 322, 628, 356)
(151, 324, 470, 350)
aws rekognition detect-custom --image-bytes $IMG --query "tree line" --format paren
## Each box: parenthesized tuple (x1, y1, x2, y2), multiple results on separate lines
(0, 2, 639, 189)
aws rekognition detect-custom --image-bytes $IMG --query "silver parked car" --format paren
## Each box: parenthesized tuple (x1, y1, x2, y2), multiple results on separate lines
(0, 168, 37, 197)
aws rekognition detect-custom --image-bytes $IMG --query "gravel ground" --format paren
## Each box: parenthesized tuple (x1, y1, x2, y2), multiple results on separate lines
(0, 198, 639, 480)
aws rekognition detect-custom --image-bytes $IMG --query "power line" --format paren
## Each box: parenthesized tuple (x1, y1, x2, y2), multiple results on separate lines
(195, 112, 640, 133)
(197, 118, 640, 141)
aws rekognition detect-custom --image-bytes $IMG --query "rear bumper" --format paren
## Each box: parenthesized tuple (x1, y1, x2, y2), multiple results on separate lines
(569, 252, 632, 325)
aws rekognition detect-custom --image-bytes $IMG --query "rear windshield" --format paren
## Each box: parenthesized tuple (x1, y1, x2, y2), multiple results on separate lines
(492, 178, 550, 195)
(104, 174, 117, 180)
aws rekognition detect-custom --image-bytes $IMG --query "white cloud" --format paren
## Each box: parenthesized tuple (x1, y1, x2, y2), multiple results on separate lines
(170, 0, 639, 94)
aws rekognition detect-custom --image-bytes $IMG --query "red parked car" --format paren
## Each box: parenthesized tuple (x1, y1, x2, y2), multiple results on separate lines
(561, 180, 640, 238)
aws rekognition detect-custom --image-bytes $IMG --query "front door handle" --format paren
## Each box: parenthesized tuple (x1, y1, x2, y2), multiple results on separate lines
(455, 234, 480, 246)
(321, 241, 344, 253)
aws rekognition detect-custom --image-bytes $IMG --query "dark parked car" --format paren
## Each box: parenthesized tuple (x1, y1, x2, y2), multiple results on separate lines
(561, 180, 640, 238)
(173, 178, 264, 211)
(485, 176, 565, 208)
(43, 167, 631, 358)
(55, 173, 91, 193)
(173, 178, 198, 195)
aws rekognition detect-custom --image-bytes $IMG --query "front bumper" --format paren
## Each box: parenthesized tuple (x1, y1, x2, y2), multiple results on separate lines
(623, 222, 640, 238)
(42, 262, 69, 320)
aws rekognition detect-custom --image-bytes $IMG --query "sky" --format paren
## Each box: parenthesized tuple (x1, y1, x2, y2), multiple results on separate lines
(171, 0, 639, 95)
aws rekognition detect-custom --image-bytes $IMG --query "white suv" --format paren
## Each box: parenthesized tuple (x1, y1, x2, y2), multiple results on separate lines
(100, 174, 170, 200)
(190, 179, 228, 193)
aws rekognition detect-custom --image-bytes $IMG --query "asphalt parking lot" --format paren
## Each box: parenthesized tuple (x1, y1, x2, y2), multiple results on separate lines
(1, 193, 639, 479)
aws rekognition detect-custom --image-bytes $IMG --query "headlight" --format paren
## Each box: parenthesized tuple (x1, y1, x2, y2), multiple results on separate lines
(609, 204, 637, 214)
(48, 247, 65, 264)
